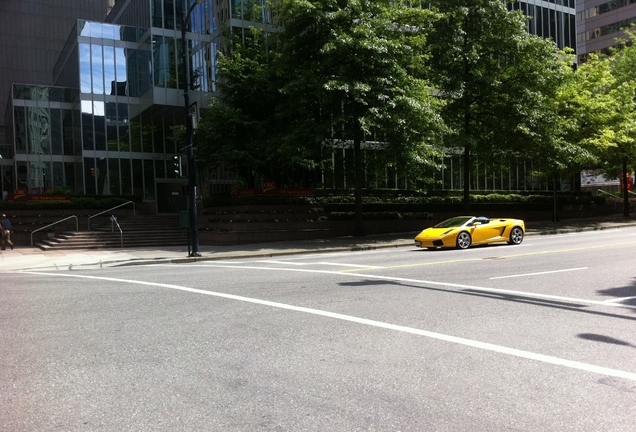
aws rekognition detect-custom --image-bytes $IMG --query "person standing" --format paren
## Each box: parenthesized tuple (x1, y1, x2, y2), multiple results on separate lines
(1, 214, 13, 250)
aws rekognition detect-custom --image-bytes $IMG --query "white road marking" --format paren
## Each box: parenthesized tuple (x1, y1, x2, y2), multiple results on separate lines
(256, 260, 382, 268)
(159, 263, 636, 310)
(313, 262, 384, 268)
(490, 267, 588, 280)
(601, 296, 636, 304)
(18, 270, 636, 381)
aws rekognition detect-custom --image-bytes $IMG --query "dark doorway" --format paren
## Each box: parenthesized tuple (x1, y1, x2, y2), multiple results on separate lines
(157, 181, 187, 213)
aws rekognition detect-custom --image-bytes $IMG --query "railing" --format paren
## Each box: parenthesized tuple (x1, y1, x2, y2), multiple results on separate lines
(110, 215, 123, 248)
(30, 215, 79, 247)
(597, 189, 619, 199)
(598, 189, 636, 212)
(88, 200, 135, 230)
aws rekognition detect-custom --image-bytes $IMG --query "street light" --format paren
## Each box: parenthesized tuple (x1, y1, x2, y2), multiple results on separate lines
(182, 0, 204, 257)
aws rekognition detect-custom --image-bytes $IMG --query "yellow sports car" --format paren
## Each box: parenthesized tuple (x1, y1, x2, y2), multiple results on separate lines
(414, 216, 525, 250)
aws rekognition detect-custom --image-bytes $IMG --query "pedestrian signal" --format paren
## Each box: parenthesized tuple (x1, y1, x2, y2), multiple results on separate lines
(172, 155, 181, 177)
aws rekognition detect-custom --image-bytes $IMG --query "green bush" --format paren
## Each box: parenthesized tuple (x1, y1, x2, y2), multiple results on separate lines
(0, 196, 132, 210)
(328, 211, 432, 221)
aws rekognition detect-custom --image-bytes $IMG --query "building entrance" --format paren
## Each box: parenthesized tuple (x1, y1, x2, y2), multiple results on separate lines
(156, 181, 187, 214)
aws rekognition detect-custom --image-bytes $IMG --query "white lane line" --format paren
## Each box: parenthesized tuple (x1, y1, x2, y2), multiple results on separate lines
(601, 296, 636, 304)
(256, 260, 382, 268)
(17, 270, 636, 382)
(490, 267, 588, 280)
(153, 263, 636, 310)
(316, 262, 384, 268)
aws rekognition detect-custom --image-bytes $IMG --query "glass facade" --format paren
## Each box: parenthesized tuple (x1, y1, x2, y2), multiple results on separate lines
(576, 0, 636, 62)
(508, 0, 577, 51)
(7, 1, 218, 206)
(7, 85, 80, 194)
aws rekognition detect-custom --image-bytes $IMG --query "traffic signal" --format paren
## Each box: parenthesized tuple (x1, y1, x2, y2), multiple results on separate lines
(172, 155, 181, 177)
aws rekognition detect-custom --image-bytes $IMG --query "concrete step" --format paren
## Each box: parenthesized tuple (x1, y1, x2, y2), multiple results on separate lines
(35, 230, 189, 251)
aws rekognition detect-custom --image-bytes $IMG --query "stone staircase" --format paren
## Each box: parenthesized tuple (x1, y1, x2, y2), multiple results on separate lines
(35, 215, 189, 251)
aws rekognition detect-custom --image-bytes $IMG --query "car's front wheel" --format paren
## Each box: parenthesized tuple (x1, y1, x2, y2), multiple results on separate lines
(456, 231, 472, 249)
(507, 226, 524, 245)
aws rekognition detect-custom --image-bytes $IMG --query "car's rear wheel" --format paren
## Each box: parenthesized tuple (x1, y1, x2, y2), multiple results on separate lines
(507, 226, 524, 245)
(456, 231, 472, 249)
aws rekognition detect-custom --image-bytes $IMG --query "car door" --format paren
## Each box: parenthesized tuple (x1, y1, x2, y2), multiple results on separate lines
(471, 221, 501, 244)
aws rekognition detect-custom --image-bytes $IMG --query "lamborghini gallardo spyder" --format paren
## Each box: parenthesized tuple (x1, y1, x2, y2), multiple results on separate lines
(414, 216, 525, 250)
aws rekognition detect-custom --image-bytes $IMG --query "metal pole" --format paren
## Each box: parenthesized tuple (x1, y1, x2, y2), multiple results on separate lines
(182, 0, 203, 257)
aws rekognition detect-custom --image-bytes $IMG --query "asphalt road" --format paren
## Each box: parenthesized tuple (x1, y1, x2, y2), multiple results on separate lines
(2, 228, 636, 431)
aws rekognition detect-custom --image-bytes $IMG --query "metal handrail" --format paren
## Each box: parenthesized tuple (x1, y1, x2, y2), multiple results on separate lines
(30, 215, 79, 247)
(110, 215, 123, 248)
(598, 189, 636, 212)
(88, 200, 135, 230)
(597, 189, 620, 199)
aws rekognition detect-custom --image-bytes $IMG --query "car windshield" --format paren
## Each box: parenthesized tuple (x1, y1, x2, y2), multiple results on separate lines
(433, 217, 473, 228)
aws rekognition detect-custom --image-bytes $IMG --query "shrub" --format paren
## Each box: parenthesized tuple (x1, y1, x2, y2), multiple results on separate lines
(328, 211, 432, 221)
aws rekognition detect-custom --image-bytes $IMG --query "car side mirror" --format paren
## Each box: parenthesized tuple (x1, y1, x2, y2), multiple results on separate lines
(472, 222, 481, 226)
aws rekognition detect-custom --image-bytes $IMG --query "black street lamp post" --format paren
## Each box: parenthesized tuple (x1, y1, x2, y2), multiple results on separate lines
(181, 0, 204, 257)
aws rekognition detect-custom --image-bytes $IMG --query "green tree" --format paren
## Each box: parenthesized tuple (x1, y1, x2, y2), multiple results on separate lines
(194, 26, 287, 188)
(564, 31, 636, 217)
(596, 34, 636, 217)
(274, 0, 443, 236)
(520, 49, 598, 221)
(426, 0, 567, 211)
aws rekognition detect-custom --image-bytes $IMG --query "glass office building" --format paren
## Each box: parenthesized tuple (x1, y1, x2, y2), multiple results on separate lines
(576, 0, 636, 63)
(5, 0, 222, 211)
(509, 1, 577, 51)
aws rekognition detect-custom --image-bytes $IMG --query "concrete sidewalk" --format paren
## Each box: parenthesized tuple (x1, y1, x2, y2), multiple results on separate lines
(3, 215, 636, 272)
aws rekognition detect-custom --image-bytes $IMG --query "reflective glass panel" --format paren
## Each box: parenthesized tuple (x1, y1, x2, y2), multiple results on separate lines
(51, 108, 63, 155)
(132, 159, 143, 197)
(166, 37, 177, 89)
(14, 107, 27, 154)
(115, 47, 127, 91)
(109, 158, 121, 195)
(152, 0, 163, 27)
(144, 159, 155, 199)
(153, 36, 166, 87)
(107, 123, 118, 151)
(92, 44, 104, 94)
(80, 44, 92, 93)
(27, 107, 51, 155)
(52, 162, 64, 189)
(93, 101, 106, 151)
(81, 102, 94, 150)
(84, 157, 97, 194)
(103, 46, 116, 95)
(121, 159, 132, 194)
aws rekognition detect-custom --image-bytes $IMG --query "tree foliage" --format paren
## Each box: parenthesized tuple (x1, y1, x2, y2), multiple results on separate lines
(273, 0, 444, 234)
(194, 26, 290, 188)
(425, 0, 568, 209)
(567, 31, 636, 216)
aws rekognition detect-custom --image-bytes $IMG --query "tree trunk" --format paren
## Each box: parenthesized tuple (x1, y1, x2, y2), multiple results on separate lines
(353, 117, 365, 237)
(623, 157, 630, 218)
(462, 107, 471, 213)
(552, 173, 559, 224)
